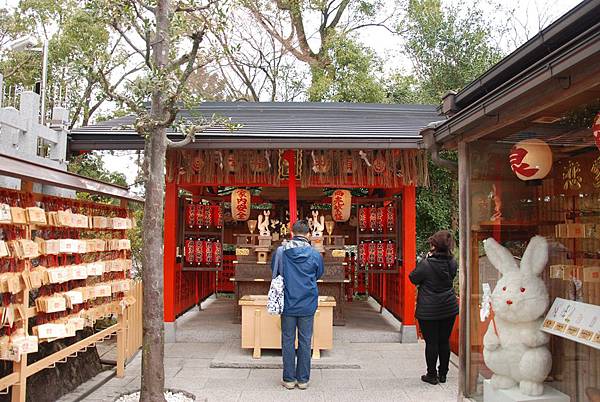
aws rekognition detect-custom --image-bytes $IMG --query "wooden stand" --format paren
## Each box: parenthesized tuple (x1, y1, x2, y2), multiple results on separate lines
(239, 295, 336, 359)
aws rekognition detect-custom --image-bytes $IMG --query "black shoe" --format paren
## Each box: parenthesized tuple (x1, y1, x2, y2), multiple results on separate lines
(421, 374, 439, 385)
(438, 375, 447, 383)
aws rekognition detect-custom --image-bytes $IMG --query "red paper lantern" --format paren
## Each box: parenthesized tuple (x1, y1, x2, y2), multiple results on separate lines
(231, 189, 251, 221)
(331, 190, 351, 222)
(509, 139, 553, 181)
(593, 112, 600, 151)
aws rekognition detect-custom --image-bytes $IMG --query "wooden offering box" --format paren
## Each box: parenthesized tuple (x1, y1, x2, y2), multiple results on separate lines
(239, 295, 336, 359)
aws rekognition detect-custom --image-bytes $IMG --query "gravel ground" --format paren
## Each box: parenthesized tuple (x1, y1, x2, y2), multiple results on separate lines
(115, 391, 194, 402)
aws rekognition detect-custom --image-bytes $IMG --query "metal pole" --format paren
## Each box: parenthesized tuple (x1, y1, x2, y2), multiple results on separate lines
(40, 40, 48, 125)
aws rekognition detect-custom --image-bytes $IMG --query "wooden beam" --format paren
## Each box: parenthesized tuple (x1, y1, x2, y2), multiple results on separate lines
(163, 179, 178, 322)
(25, 325, 118, 376)
(401, 185, 417, 326)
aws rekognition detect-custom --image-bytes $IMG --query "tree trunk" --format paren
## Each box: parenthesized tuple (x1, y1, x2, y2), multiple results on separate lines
(140, 1, 171, 401)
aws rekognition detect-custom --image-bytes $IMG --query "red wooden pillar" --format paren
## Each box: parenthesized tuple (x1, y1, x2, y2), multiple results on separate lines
(284, 150, 298, 229)
(401, 185, 417, 327)
(163, 179, 178, 323)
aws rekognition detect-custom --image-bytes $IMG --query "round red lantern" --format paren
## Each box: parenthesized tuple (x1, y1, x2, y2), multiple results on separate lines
(593, 111, 600, 151)
(509, 138, 552, 181)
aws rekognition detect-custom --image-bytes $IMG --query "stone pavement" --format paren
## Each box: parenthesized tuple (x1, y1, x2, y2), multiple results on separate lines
(57, 297, 458, 401)
(58, 341, 459, 402)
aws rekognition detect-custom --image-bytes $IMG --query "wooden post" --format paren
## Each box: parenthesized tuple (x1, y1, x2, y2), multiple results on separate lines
(312, 310, 321, 359)
(458, 140, 471, 398)
(11, 290, 28, 402)
(116, 312, 126, 378)
(163, 179, 178, 323)
(253, 309, 261, 359)
(401, 185, 417, 326)
(284, 150, 297, 228)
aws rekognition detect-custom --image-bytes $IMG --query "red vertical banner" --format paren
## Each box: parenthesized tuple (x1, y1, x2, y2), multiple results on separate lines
(163, 180, 178, 323)
(401, 185, 417, 326)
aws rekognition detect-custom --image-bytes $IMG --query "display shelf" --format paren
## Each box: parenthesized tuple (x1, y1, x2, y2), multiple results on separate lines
(357, 233, 397, 238)
(183, 231, 222, 237)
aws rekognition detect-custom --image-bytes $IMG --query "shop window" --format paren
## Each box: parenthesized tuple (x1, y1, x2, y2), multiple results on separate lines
(466, 101, 600, 401)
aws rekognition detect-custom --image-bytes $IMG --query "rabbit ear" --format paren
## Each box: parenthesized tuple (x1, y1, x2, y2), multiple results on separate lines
(484, 238, 519, 274)
(521, 235, 548, 276)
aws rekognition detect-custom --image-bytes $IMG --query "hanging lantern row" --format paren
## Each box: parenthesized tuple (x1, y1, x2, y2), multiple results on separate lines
(231, 189, 251, 221)
(358, 240, 396, 268)
(184, 238, 222, 267)
(509, 138, 553, 181)
(331, 190, 352, 222)
(358, 205, 396, 233)
(185, 203, 223, 229)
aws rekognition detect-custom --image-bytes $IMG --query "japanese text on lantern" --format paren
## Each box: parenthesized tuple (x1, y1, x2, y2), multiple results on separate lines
(333, 191, 345, 221)
(235, 192, 248, 220)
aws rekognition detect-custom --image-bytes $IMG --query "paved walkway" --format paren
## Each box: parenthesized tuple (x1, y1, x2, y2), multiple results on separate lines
(58, 298, 459, 402)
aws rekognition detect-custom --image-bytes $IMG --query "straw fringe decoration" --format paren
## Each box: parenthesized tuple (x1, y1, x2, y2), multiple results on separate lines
(168, 149, 429, 187)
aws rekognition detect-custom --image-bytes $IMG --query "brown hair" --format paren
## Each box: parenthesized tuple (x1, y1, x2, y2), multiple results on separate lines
(428, 230, 454, 256)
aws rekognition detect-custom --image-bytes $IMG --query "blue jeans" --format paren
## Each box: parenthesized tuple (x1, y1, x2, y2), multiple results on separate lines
(281, 314, 314, 383)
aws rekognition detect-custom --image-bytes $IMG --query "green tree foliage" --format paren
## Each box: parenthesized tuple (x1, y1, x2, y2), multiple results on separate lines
(402, 0, 503, 103)
(396, 0, 504, 255)
(309, 33, 386, 102)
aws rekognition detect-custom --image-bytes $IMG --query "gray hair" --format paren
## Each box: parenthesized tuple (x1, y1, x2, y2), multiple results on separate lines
(292, 220, 310, 235)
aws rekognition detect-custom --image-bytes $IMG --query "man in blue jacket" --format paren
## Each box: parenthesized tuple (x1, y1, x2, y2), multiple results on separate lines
(271, 220, 324, 390)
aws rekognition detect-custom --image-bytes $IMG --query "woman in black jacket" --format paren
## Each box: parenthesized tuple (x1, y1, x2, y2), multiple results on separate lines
(409, 230, 459, 385)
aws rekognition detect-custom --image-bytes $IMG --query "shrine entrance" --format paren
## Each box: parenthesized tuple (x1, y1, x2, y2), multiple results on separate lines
(69, 102, 439, 347)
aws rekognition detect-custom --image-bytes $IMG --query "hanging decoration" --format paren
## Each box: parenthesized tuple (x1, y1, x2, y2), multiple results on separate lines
(191, 155, 205, 173)
(593, 111, 600, 151)
(509, 139, 553, 181)
(231, 189, 251, 221)
(331, 190, 351, 222)
(311, 151, 331, 174)
(250, 150, 269, 173)
(372, 151, 387, 174)
(168, 149, 428, 187)
(343, 152, 354, 175)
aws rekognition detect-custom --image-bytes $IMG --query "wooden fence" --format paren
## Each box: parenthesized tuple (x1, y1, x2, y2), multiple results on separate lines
(0, 281, 144, 401)
(124, 280, 143, 361)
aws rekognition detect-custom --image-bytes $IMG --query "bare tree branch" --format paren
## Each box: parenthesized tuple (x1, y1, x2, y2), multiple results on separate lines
(166, 122, 215, 148)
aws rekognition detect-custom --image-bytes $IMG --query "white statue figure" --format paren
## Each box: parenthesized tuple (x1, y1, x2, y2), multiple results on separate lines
(309, 210, 325, 238)
(257, 210, 271, 236)
(483, 236, 552, 397)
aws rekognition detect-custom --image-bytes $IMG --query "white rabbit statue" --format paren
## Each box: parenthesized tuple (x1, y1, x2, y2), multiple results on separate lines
(257, 210, 271, 236)
(310, 210, 325, 238)
(483, 236, 552, 396)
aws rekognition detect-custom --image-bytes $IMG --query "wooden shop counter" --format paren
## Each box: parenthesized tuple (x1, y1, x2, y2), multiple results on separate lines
(239, 295, 336, 359)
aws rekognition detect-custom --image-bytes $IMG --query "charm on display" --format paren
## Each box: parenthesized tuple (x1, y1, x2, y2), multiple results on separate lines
(482, 236, 552, 397)
(509, 138, 553, 181)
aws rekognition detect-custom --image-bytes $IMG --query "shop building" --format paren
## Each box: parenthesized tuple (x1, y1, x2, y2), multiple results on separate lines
(424, 1, 600, 400)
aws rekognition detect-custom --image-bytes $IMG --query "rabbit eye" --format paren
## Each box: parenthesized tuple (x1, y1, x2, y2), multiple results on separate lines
(520, 287, 526, 293)
(502, 286, 507, 291)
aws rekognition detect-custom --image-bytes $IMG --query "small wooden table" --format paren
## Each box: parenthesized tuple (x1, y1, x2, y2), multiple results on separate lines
(238, 295, 336, 359)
